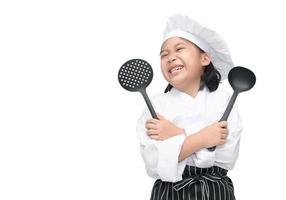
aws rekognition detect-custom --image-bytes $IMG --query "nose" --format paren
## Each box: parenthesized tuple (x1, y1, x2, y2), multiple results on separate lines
(168, 56, 176, 63)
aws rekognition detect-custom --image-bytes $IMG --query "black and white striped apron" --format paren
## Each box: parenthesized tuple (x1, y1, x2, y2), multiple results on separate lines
(150, 166, 235, 200)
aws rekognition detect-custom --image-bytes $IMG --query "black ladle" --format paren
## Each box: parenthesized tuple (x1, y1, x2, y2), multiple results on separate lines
(208, 66, 256, 151)
(118, 59, 158, 119)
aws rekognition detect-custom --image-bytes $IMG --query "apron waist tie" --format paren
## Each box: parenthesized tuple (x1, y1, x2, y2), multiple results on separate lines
(173, 174, 226, 199)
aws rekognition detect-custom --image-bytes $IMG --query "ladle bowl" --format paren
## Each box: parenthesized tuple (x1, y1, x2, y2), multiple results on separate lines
(229, 66, 256, 93)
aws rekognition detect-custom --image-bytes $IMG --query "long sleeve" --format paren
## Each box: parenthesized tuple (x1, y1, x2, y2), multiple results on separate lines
(182, 121, 217, 168)
(136, 109, 187, 182)
(136, 88, 243, 177)
(214, 102, 243, 169)
(189, 90, 243, 169)
(191, 102, 243, 169)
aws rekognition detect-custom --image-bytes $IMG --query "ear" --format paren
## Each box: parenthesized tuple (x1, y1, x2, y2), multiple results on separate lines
(201, 53, 211, 66)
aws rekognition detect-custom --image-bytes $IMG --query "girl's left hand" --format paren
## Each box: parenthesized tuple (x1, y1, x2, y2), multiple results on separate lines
(145, 113, 185, 141)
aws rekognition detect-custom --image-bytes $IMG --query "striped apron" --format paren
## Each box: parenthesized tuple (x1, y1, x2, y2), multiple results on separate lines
(150, 166, 235, 200)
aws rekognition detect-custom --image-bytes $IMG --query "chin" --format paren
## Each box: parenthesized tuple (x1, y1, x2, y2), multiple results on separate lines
(168, 79, 185, 88)
(169, 73, 187, 83)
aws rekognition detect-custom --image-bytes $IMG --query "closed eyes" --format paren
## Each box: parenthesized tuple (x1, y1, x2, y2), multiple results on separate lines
(160, 45, 186, 58)
(160, 51, 168, 58)
(176, 47, 185, 51)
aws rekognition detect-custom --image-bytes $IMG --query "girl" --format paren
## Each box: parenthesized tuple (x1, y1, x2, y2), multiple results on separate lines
(136, 14, 242, 200)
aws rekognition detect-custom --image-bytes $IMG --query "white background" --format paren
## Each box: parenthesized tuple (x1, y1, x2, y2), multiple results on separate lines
(0, 0, 285, 199)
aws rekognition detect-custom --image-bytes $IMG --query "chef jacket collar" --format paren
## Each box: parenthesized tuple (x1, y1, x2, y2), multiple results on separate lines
(170, 86, 208, 104)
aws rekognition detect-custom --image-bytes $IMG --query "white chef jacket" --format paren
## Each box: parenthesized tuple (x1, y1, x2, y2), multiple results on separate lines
(136, 86, 243, 182)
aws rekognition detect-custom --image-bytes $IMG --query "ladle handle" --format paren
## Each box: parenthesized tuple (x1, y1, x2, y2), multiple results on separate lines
(208, 91, 239, 152)
(141, 89, 158, 119)
(219, 91, 239, 122)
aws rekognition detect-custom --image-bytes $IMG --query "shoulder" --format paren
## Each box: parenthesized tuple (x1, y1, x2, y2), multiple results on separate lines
(148, 90, 181, 116)
(151, 91, 174, 104)
(207, 88, 231, 102)
(137, 92, 169, 120)
(205, 88, 232, 114)
(151, 92, 166, 101)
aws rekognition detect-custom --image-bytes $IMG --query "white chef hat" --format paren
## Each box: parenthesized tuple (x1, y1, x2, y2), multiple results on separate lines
(163, 14, 234, 80)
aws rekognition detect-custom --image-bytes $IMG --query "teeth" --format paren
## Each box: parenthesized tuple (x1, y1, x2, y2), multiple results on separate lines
(170, 65, 183, 73)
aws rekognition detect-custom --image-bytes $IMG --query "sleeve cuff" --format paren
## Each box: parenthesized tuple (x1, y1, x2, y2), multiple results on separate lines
(157, 134, 187, 182)
(193, 148, 216, 168)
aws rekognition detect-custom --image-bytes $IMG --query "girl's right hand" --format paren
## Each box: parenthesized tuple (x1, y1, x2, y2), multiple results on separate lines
(199, 121, 229, 148)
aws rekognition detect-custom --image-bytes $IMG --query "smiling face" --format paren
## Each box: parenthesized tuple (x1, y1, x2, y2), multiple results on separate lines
(160, 37, 210, 95)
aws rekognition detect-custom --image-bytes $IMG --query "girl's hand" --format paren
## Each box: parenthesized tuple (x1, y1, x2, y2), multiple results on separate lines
(199, 121, 229, 148)
(145, 113, 185, 141)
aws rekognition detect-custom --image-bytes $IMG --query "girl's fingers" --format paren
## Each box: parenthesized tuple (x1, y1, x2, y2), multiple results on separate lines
(219, 121, 228, 128)
(145, 123, 157, 130)
(221, 132, 228, 139)
(147, 129, 157, 136)
(220, 138, 227, 144)
(146, 118, 159, 124)
(221, 128, 228, 134)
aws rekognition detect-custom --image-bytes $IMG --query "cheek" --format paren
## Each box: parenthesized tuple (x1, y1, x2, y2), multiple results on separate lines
(160, 60, 167, 72)
(160, 64, 169, 78)
(184, 54, 201, 68)
(160, 65, 167, 75)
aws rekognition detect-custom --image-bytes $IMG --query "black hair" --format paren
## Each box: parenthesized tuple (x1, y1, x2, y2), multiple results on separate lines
(164, 62, 222, 93)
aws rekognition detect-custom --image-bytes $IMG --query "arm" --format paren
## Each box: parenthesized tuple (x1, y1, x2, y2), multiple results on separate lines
(179, 121, 229, 162)
(146, 113, 229, 162)
(214, 103, 243, 169)
(178, 132, 205, 161)
(137, 112, 187, 182)
(138, 112, 228, 181)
